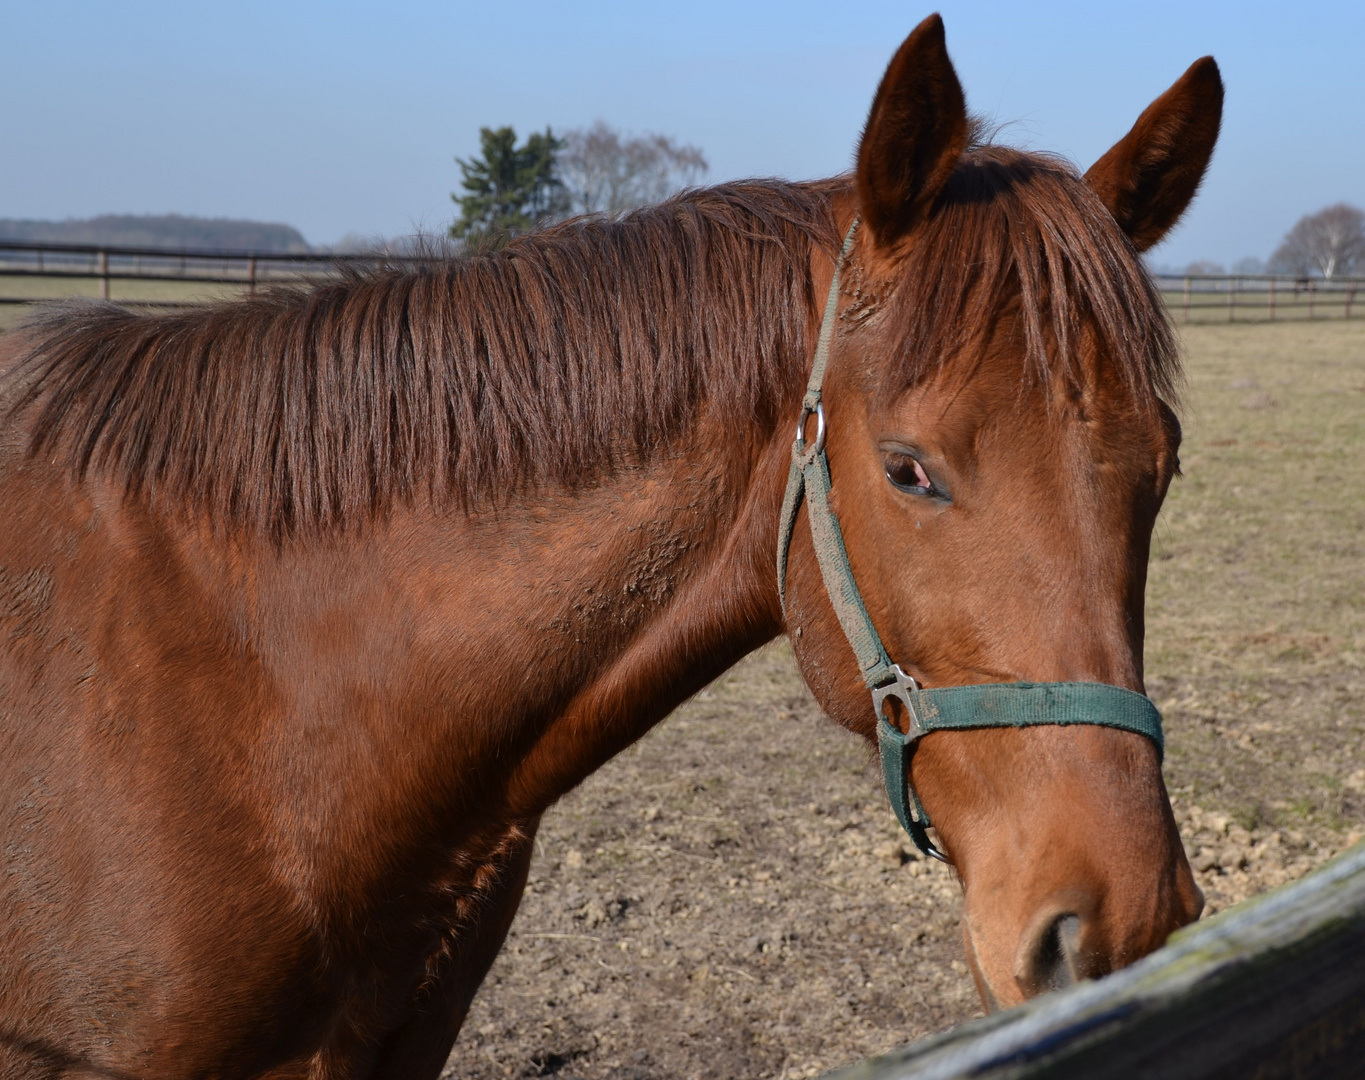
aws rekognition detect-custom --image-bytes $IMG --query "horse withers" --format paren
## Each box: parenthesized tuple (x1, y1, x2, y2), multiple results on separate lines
(0, 15, 1220, 1077)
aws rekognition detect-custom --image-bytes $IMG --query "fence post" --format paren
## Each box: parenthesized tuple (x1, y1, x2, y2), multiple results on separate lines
(1227, 276, 1236, 322)
(1269, 277, 1276, 321)
(1348, 286, 1356, 319)
(98, 249, 109, 301)
(1309, 280, 1316, 319)
(1183, 276, 1191, 323)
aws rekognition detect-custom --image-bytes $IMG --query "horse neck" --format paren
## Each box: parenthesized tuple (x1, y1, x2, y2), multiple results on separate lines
(211, 368, 805, 869)
(493, 429, 796, 814)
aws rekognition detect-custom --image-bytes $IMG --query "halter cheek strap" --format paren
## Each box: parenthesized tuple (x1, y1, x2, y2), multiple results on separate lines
(776, 217, 1164, 863)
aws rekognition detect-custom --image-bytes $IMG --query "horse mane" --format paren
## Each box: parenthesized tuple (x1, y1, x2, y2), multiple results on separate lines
(9, 181, 841, 538)
(866, 144, 1180, 407)
(7, 151, 1178, 541)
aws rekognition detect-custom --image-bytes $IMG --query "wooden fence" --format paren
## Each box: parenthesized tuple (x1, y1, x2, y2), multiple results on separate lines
(2, 242, 1362, 325)
(822, 838, 1365, 1080)
(0, 239, 431, 309)
(1156, 273, 1363, 323)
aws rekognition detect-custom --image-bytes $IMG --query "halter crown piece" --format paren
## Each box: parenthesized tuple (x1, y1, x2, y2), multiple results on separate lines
(776, 218, 1164, 863)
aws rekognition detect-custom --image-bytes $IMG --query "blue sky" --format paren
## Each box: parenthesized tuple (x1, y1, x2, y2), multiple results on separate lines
(3, 1, 1361, 267)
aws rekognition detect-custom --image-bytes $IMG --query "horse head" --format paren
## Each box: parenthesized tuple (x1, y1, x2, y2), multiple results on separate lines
(782, 15, 1221, 1008)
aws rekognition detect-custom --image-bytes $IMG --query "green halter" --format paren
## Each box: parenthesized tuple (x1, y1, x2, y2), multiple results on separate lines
(776, 219, 1164, 862)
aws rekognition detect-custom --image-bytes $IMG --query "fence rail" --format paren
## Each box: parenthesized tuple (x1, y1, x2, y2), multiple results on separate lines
(0, 239, 431, 307)
(822, 838, 1365, 1080)
(1155, 272, 1362, 323)
(2, 243, 1363, 324)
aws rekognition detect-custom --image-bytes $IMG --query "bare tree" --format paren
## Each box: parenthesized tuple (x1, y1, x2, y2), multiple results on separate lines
(1270, 203, 1365, 279)
(559, 122, 708, 216)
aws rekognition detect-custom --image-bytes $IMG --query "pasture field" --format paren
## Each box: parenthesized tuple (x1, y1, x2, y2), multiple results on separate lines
(446, 319, 1365, 1080)
(0, 276, 247, 327)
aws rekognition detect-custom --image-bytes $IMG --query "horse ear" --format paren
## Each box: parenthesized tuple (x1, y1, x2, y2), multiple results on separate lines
(856, 14, 969, 251)
(1085, 57, 1224, 252)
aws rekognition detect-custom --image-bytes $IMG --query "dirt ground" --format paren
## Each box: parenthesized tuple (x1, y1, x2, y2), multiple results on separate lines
(447, 643, 979, 1080)
(442, 318, 1365, 1080)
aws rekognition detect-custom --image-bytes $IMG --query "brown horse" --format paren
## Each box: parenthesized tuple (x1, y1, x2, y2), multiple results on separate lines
(0, 16, 1221, 1078)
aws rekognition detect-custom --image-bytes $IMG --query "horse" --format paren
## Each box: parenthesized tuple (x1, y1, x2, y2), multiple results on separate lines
(0, 15, 1222, 1078)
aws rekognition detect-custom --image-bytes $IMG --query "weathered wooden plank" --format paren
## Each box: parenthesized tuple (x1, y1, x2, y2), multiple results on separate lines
(823, 840, 1365, 1080)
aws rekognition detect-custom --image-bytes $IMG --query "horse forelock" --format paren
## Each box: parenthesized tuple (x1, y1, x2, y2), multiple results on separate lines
(864, 145, 1181, 410)
(6, 181, 840, 539)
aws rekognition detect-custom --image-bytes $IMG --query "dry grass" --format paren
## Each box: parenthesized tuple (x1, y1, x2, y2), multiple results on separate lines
(1149, 320, 1364, 913)
(0, 277, 251, 327)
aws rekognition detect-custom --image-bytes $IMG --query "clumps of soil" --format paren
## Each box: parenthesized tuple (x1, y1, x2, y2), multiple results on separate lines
(1173, 797, 1359, 914)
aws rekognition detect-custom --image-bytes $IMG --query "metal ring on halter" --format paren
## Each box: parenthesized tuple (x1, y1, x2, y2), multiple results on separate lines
(871, 664, 923, 739)
(872, 665, 951, 863)
(795, 401, 827, 454)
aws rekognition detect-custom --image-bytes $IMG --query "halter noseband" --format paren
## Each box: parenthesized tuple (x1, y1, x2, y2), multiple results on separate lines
(776, 218, 1164, 863)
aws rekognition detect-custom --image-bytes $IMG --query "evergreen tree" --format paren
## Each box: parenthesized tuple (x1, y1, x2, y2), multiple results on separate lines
(450, 127, 568, 246)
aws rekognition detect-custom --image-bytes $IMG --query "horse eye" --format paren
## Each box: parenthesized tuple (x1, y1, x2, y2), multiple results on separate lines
(883, 452, 931, 493)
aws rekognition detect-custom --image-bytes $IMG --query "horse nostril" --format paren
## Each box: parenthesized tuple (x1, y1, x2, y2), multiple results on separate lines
(1015, 912, 1084, 997)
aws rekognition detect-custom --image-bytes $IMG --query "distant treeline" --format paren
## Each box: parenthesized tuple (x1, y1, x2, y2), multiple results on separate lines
(0, 214, 311, 253)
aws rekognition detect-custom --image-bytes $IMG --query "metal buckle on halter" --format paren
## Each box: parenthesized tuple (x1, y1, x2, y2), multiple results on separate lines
(871, 664, 924, 740)
(872, 665, 951, 863)
(794, 400, 827, 455)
